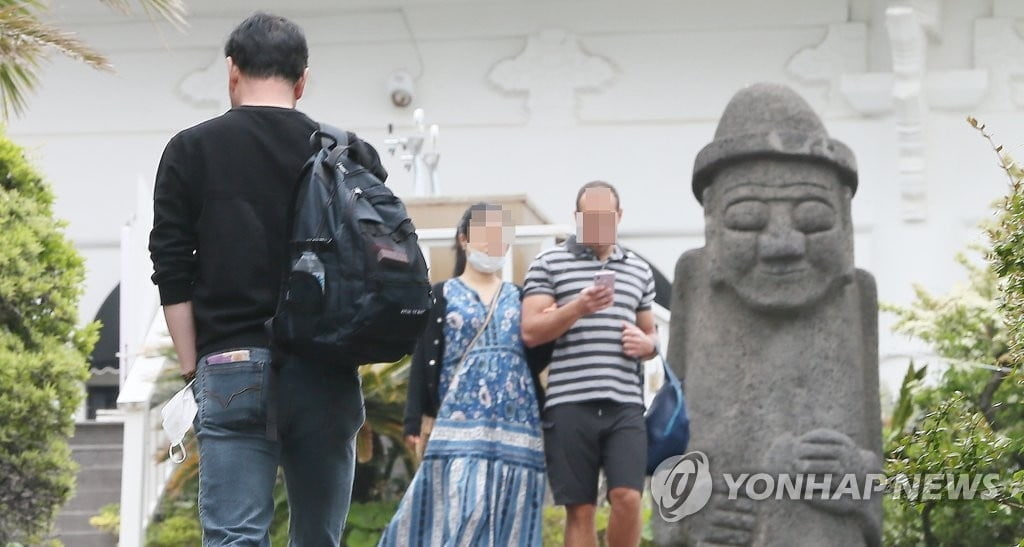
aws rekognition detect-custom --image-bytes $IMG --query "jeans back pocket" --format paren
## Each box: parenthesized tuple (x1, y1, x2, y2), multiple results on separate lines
(198, 358, 267, 433)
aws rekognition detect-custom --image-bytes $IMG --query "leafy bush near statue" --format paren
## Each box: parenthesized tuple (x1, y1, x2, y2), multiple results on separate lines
(881, 119, 1024, 546)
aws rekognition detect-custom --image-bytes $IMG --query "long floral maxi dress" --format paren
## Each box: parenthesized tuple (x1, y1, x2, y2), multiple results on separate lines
(380, 278, 545, 546)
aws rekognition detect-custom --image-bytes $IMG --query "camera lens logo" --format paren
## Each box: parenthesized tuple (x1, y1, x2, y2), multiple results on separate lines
(650, 451, 713, 522)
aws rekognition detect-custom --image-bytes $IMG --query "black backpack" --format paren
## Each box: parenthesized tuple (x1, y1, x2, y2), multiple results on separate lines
(269, 125, 432, 366)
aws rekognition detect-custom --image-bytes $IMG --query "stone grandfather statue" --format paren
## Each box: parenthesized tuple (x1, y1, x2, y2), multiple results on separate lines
(654, 83, 883, 546)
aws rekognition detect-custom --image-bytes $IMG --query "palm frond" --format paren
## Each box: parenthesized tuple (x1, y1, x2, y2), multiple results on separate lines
(0, 60, 37, 120)
(100, 0, 187, 29)
(0, 7, 111, 69)
(0, 1, 42, 11)
(0, 5, 112, 117)
(0, 1, 187, 117)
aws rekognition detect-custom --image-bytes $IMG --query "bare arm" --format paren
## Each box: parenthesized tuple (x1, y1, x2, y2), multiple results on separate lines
(163, 302, 197, 379)
(521, 286, 614, 347)
(622, 309, 659, 359)
(637, 309, 657, 337)
(521, 294, 582, 348)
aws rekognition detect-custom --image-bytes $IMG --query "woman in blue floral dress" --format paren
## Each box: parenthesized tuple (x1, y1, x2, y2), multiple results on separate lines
(380, 203, 546, 546)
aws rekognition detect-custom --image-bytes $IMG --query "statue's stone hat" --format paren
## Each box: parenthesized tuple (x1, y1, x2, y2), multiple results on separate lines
(692, 82, 858, 203)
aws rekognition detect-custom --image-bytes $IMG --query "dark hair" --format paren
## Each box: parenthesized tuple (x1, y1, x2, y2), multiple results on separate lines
(575, 180, 621, 212)
(224, 12, 308, 83)
(453, 202, 502, 277)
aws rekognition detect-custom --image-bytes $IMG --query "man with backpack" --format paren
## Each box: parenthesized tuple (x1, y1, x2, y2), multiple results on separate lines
(149, 13, 389, 545)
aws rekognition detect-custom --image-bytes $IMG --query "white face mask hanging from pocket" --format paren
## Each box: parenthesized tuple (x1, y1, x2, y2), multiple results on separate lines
(160, 380, 198, 464)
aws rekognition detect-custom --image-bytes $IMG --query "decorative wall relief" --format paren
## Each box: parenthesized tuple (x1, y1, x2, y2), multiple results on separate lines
(786, 23, 867, 91)
(974, 18, 1024, 109)
(887, 6, 928, 222)
(488, 29, 615, 127)
(829, 3, 986, 221)
(909, 0, 942, 41)
(179, 54, 228, 111)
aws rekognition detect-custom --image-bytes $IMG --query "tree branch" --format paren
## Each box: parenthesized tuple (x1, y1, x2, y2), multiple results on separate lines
(0, 296, 35, 347)
(922, 502, 937, 547)
(977, 362, 1010, 432)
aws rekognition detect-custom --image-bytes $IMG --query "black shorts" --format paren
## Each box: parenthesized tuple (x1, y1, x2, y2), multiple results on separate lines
(542, 400, 646, 506)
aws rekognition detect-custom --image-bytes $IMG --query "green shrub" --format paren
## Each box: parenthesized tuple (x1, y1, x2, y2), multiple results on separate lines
(89, 502, 120, 536)
(883, 365, 1024, 546)
(0, 130, 97, 544)
(146, 515, 202, 546)
(882, 119, 1024, 545)
(343, 500, 399, 547)
(973, 117, 1024, 363)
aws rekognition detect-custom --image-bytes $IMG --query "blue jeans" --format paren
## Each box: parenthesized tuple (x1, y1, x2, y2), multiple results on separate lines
(191, 347, 364, 546)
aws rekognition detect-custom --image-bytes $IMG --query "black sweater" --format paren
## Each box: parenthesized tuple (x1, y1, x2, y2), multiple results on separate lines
(403, 281, 553, 436)
(149, 106, 387, 360)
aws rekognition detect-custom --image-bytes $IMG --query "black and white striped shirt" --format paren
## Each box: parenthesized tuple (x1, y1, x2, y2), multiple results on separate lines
(523, 237, 656, 409)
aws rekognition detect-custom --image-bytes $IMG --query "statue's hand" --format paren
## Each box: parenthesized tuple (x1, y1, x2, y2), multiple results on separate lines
(792, 429, 880, 516)
(793, 428, 863, 476)
(699, 492, 757, 546)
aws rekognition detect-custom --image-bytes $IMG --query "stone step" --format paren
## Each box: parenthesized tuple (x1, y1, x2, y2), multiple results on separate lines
(71, 444, 123, 467)
(55, 422, 125, 546)
(64, 487, 121, 512)
(75, 465, 122, 492)
(54, 509, 102, 534)
(70, 422, 124, 446)
(51, 530, 117, 547)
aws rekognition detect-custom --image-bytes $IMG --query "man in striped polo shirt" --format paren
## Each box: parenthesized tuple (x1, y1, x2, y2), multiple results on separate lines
(522, 181, 658, 547)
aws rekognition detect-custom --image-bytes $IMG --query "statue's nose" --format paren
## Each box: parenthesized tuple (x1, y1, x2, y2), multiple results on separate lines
(758, 217, 806, 263)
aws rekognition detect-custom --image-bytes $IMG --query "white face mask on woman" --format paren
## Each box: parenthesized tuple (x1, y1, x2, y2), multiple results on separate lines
(466, 247, 507, 274)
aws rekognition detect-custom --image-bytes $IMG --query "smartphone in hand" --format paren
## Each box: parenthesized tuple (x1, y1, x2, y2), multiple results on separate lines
(593, 270, 616, 291)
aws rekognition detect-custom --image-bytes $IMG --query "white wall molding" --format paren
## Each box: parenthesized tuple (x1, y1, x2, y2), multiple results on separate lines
(56, 1, 851, 47)
(910, 0, 942, 41)
(994, 0, 1024, 18)
(786, 22, 867, 113)
(787, 23, 868, 86)
(839, 71, 988, 115)
(488, 29, 615, 127)
(841, 0, 988, 115)
(830, 2, 999, 222)
(974, 18, 1024, 110)
(888, 6, 928, 222)
(178, 54, 228, 111)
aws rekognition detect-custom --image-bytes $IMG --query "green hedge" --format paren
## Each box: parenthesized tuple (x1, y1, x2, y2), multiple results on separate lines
(0, 131, 97, 543)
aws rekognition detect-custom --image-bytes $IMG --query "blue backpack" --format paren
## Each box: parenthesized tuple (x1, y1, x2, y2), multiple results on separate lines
(646, 356, 691, 474)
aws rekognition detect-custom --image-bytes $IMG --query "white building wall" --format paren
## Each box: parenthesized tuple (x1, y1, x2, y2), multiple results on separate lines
(9, 0, 1024, 398)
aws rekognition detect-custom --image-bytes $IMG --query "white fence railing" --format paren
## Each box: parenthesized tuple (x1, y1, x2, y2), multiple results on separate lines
(116, 176, 172, 547)
(118, 177, 160, 389)
(114, 221, 671, 543)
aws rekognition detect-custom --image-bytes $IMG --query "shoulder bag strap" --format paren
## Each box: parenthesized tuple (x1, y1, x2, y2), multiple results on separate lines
(448, 283, 502, 388)
(658, 352, 681, 389)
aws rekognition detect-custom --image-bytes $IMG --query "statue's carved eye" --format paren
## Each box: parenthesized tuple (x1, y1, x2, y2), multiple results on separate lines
(792, 200, 835, 233)
(724, 200, 768, 231)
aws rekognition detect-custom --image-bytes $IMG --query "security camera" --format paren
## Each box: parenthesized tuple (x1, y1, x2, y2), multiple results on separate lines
(387, 70, 415, 108)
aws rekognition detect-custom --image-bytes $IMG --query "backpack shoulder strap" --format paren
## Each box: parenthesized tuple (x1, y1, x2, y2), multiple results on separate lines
(310, 123, 349, 152)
